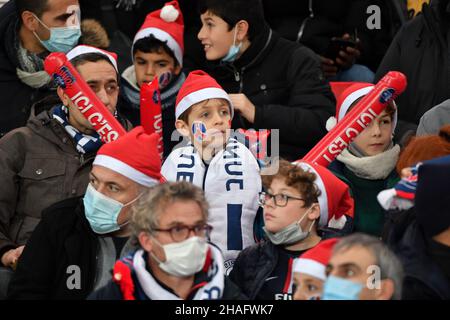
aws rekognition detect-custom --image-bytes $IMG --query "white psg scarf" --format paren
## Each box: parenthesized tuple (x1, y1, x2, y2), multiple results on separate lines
(133, 245, 225, 300)
(162, 138, 262, 274)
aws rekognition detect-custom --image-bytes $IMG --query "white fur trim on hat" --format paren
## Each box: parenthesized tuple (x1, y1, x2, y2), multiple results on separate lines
(176, 87, 233, 119)
(293, 258, 327, 281)
(338, 86, 374, 121)
(297, 163, 328, 227)
(93, 155, 159, 187)
(67, 45, 118, 72)
(325, 116, 337, 132)
(160, 4, 179, 22)
(133, 27, 183, 66)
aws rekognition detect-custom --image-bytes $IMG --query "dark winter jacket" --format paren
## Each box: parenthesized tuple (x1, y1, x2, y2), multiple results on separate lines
(0, 1, 55, 137)
(206, 25, 335, 161)
(0, 99, 131, 259)
(392, 220, 450, 300)
(7, 197, 99, 299)
(375, 0, 450, 142)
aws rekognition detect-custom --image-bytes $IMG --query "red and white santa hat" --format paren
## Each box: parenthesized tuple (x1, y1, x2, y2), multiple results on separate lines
(326, 82, 397, 133)
(294, 161, 354, 229)
(67, 45, 118, 72)
(175, 70, 233, 119)
(293, 238, 339, 281)
(93, 126, 164, 187)
(132, 0, 184, 66)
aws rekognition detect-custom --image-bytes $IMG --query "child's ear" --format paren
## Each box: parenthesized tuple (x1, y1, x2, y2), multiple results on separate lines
(308, 203, 321, 221)
(173, 63, 182, 76)
(175, 119, 190, 137)
(236, 20, 250, 42)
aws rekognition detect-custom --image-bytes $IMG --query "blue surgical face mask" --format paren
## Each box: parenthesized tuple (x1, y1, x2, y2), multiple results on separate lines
(322, 275, 364, 300)
(221, 27, 242, 63)
(83, 183, 140, 234)
(33, 14, 81, 53)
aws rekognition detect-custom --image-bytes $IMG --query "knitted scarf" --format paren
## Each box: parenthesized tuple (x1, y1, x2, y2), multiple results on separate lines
(52, 105, 102, 154)
(161, 138, 262, 273)
(132, 245, 225, 300)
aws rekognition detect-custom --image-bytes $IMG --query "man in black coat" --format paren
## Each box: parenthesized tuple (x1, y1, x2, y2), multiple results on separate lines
(375, 0, 450, 144)
(7, 127, 163, 299)
(196, 0, 335, 161)
(0, 0, 81, 137)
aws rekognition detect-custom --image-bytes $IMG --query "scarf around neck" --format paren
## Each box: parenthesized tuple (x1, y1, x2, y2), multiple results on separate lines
(337, 144, 401, 180)
(133, 245, 225, 300)
(161, 138, 262, 273)
(52, 105, 102, 154)
(121, 65, 185, 110)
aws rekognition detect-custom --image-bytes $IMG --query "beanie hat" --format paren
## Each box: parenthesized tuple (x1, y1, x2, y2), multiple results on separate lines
(93, 126, 163, 187)
(295, 161, 354, 229)
(132, 1, 184, 66)
(293, 238, 340, 281)
(67, 45, 118, 72)
(415, 155, 450, 238)
(175, 70, 233, 119)
(326, 82, 398, 134)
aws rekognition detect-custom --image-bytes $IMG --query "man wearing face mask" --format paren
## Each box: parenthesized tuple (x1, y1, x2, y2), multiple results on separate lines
(7, 127, 162, 300)
(0, 0, 82, 137)
(323, 233, 403, 300)
(88, 181, 246, 300)
(229, 160, 354, 300)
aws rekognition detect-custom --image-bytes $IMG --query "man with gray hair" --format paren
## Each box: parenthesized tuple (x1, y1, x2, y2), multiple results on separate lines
(322, 233, 404, 300)
(89, 181, 247, 300)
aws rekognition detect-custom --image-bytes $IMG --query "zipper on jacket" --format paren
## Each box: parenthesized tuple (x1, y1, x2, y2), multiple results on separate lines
(79, 153, 85, 165)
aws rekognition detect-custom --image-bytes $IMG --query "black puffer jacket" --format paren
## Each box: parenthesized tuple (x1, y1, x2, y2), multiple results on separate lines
(375, 0, 450, 142)
(206, 25, 335, 161)
(0, 1, 55, 138)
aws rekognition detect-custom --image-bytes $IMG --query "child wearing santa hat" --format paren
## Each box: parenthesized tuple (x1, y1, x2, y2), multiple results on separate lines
(292, 238, 339, 300)
(327, 82, 400, 237)
(228, 159, 354, 300)
(161, 70, 262, 275)
(118, 1, 185, 157)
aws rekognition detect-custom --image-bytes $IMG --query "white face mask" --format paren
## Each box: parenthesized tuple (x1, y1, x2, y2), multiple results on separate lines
(151, 236, 208, 277)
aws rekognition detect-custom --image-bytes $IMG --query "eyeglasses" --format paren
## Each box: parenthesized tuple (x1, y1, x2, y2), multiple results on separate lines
(258, 191, 304, 207)
(153, 223, 213, 242)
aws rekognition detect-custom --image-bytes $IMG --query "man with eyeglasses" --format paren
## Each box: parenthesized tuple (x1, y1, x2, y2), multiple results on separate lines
(0, 45, 132, 299)
(89, 181, 247, 300)
(7, 126, 160, 300)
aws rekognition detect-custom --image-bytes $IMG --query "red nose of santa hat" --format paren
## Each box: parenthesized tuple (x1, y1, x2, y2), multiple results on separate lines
(175, 70, 233, 119)
(133, 0, 184, 66)
(294, 161, 354, 229)
(93, 126, 163, 187)
(293, 238, 339, 281)
(326, 82, 398, 133)
(67, 45, 118, 72)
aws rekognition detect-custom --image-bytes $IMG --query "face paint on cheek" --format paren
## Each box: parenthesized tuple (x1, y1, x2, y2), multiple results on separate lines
(192, 121, 208, 143)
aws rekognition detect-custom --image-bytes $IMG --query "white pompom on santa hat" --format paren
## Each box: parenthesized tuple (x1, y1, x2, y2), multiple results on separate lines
(132, 0, 184, 66)
(67, 44, 118, 72)
(175, 70, 233, 119)
(294, 161, 354, 230)
(293, 238, 339, 281)
(326, 82, 398, 133)
(93, 126, 164, 187)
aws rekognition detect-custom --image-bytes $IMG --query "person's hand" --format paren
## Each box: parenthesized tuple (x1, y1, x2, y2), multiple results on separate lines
(1, 246, 24, 269)
(319, 56, 339, 78)
(229, 94, 256, 124)
(335, 33, 361, 70)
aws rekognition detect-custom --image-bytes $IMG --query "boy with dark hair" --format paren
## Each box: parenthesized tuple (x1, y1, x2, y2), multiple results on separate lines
(118, 1, 185, 157)
(197, 0, 335, 161)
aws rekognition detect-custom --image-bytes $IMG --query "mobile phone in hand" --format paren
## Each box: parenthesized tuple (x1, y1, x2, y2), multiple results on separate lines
(323, 38, 357, 61)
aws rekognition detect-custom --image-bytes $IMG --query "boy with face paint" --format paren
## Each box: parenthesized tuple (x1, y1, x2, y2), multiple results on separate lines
(327, 82, 400, 237)
(161, 70, 262, 275)
(88, 181, 247, 300)
(118, 1, 185, 157)
(228, 160, 354, 300)
(7, 127, 163, 299)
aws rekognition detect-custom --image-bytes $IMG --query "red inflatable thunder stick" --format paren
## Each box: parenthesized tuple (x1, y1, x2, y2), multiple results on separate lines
(301, 71, 407, 167)
(44, 52, 127, 143)
(140, 76, 163, 160)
